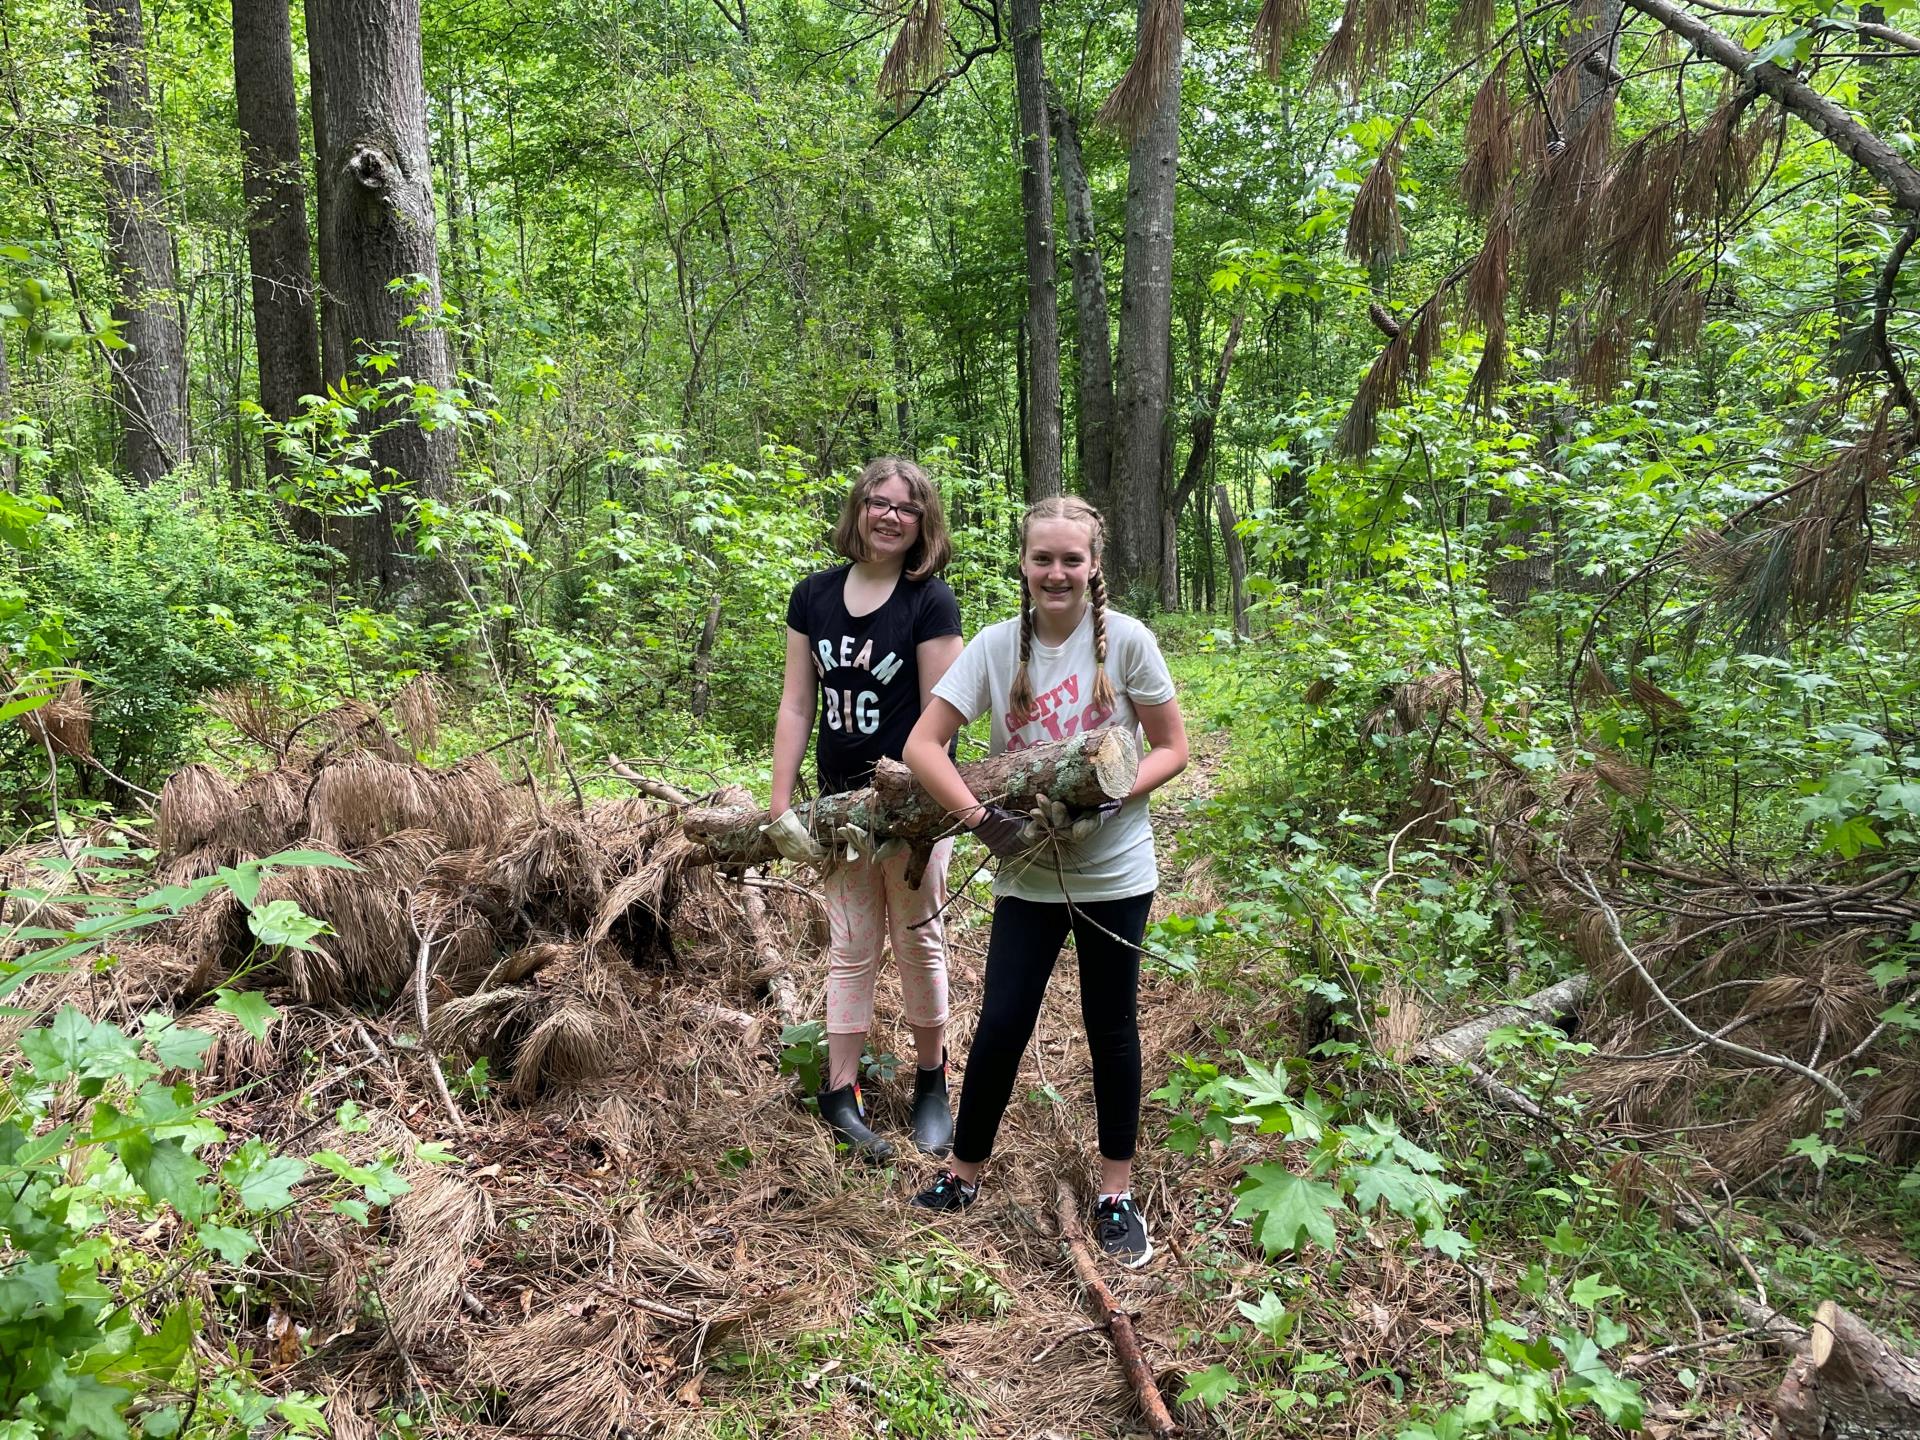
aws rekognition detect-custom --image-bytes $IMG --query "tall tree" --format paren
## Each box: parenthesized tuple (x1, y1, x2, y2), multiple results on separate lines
(232, 0, 322, 485)
(85, 0, 188, 486)
(1009, 0, 1060, 499)
(1052, 95, 1114, 519)
(305, 0, 455, 592)
(1105, 0, 1183, 600)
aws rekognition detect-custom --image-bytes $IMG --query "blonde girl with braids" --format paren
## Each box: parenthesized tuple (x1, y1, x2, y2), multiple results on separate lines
(901, 496, 1188, 1266)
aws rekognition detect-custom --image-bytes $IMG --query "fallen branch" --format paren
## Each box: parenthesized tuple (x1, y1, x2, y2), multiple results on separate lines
(683, 730, 1140, 868)
(1055, 1181, 1179, 1439)
(1418, 974, 1591, 1064)
(741, 871, 803, 1027)
(1566, 866, 1858, 1119)
(608, 752, 694, 806)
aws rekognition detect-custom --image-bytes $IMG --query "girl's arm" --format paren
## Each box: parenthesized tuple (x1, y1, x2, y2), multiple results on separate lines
(1131, 696, 1189, 799)
(903, 698, 985, 827)
(916, 634, 964, 709)
(769, 626, 818, 817)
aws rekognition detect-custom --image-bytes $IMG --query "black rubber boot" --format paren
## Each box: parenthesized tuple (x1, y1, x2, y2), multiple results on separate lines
(911, 1055, 954, 1156)
(817, 1083, 893, 1163)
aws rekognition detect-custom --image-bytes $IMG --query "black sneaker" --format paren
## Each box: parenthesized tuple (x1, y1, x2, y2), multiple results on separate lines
(817, 1083, 894, 1163)
(910, 1168, 978, 1212)
(1094, 1194, 1152, 1268)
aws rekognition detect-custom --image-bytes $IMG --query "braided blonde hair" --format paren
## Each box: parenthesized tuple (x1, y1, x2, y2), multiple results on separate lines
(1010, 496, 1117, 720)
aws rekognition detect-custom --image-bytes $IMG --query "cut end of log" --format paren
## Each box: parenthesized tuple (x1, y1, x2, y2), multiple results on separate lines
(1087, 727, 1142, 801)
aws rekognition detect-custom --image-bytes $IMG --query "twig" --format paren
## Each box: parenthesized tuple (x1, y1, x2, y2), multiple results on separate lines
(1622, 1326, 1773, 1369)
(1030, 1322, 1108, 1364)
(607, 752, 694, 806)
(592, 1282, 703, 1326)
(1055, 1181, 1180, 1439)
(409, 915, 467, 1133)
(1566, 865, 1858, 1118)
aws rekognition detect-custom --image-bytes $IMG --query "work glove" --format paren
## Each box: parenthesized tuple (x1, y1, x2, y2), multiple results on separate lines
(834, 823, 907, 865)
(1022, 792, 1125, 843)
(968, 803, 1030, 859)
(762, 808, 826, 864)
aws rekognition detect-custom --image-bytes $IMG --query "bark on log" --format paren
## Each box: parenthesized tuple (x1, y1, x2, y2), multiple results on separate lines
(1056, 1181, 1179, 1439)
(681, 730, 1140, 868)
(1417, 973, 1591, 1063)
(1773, 1301, 1920, 1440)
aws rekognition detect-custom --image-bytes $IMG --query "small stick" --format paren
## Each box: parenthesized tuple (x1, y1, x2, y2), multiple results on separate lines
(410, 915, 467, 1133)
(1030, 1322, 1106, 1364)
(607, 753, 693, 806)
(592, 1283, 703, 1326)
(1055, 1181, 1180, 1439)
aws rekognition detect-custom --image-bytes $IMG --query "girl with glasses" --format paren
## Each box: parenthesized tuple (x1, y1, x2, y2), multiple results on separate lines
(764, 457, 965, 1161)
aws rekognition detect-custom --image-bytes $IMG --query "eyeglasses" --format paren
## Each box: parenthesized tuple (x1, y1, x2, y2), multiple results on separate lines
(866, 497, 924, 522)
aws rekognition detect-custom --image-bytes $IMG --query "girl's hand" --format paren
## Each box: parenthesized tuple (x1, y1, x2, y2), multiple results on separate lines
(763, 809, 827, 863)
(969, 804, 1029, 859)
(1024, 792, 1123, 843)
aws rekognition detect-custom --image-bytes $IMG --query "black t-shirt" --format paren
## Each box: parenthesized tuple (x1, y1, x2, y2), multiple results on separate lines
(786, 565, 962, 793)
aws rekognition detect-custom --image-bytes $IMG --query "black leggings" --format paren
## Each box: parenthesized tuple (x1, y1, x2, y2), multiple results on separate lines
(951, 892, 1155, 1166)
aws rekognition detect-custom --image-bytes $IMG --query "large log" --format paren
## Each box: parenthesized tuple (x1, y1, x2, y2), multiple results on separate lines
(1773, 1300, 1920, 1440)
(682, 729, 1140, 868)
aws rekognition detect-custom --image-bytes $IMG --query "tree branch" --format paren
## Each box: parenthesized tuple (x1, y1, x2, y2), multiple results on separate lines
(1622, 0, 1920, 210)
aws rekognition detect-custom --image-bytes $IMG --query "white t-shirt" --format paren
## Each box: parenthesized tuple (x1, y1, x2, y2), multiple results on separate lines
(933, 606, 1176, 902)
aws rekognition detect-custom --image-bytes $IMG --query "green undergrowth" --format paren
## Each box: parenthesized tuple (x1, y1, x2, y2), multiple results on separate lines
(1139, 610, 1920, 1434)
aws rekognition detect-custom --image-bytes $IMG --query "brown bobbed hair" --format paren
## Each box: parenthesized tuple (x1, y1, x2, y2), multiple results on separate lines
(830, 456, 952, 580)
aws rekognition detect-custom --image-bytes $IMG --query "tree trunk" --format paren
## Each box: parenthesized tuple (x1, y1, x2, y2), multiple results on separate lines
(1010, 0, 1061, 500)
(1214, 482, 1249, 638)
(1418, 974, 1591, 1063)
(86, 0, 189, 486)
(1159, 306, 1242, 610)
(681, 729, 1140, 869)
(688, 593, 722, 721)
(1109, 0, 1181, 601)
(1772, 1300, 1920, 1439)
(1051, 95, 1113, 517)
(306, 0, 456, 594)
(232, 0, 322, 487)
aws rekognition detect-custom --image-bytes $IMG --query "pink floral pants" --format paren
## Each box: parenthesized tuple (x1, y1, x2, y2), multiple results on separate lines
(822, 838, 953, 1035)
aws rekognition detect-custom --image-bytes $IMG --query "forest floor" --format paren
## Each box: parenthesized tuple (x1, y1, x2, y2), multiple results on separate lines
(16, 667, 1919, 1438)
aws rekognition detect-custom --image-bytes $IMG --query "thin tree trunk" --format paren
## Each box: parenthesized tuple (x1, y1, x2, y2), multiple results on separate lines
(1110, 0, 1181, 600)
(86, 0, 188, 486)
(0, 328, 12, 487)
(307, 0, 456, 595)
(1010, 0, 1061, 499)
(1213, 482, 1249, 638)
(1050, 94, 1113, 517)
(1159, 306, 1242, 610)
(233, 0, 322, 487)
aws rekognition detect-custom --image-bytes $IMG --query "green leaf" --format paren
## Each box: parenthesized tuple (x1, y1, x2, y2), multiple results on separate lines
(221, 1140, 306, 1212)
(142, 1015, 212, 1072)
(1176, 1364, 1243, 1407)
(1568, 1272, 1625, 1309)
(245, 897, 330, 952)
(1233, 1164, 1345, 1254)
(1421, 1226, 1475, 1258)
(1235, 1290, 1294, 1342)
(117, 1133, 212, 1220)
(213, 988, 278, 1040)
(195, 1223, 259, 1263)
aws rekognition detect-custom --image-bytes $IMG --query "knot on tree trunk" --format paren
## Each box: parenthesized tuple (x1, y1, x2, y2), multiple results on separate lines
(346, 142, 399, 196)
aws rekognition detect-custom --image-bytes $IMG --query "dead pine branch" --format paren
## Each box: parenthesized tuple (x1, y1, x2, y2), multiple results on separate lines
(1565, 865, 1859, 1119)
(1055, 1181, 1180, 1439)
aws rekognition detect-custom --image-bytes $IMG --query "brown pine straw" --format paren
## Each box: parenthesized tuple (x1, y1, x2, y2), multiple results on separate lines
(1096, 0, 1184, 140)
